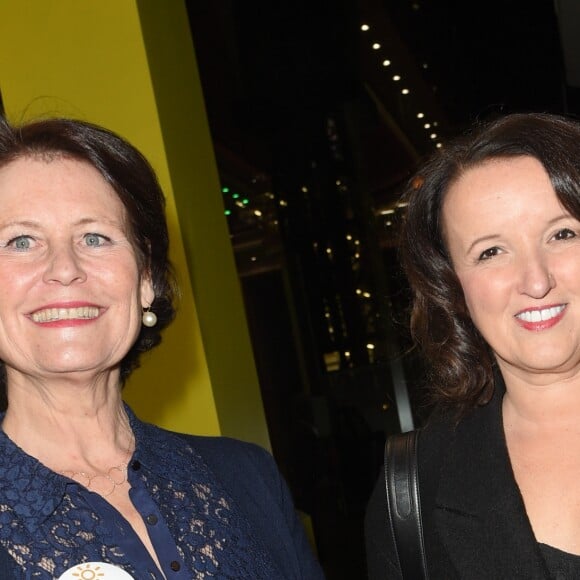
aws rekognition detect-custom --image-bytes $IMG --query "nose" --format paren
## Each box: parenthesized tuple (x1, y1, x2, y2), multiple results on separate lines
(42, 244, 87, 286)
(516, 251, 555, 298)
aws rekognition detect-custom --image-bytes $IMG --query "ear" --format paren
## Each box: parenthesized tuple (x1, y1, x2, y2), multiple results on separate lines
(140, 271, 155, 308)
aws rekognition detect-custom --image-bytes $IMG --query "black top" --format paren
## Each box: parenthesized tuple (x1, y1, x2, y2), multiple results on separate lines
(539, 543, 580, 580)
(365, 376, 560, 579)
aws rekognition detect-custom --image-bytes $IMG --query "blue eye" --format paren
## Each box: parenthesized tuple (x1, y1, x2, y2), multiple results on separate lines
(84, 233, 109, 247)
(7, 235, 33, 250)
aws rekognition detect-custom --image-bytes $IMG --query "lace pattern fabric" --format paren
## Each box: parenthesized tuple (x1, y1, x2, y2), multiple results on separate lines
(0, 407, 280, 579)
(136, 424, 280, 580)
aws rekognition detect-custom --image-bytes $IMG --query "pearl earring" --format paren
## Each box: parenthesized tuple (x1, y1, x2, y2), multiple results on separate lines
(142, 308, 157, 328)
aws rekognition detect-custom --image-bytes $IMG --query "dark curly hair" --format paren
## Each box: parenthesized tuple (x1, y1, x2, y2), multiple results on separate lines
(0, 116, 177, 395)
(400, 112, 580, 415)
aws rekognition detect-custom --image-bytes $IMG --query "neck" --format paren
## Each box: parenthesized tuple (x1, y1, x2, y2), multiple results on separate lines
(501, 365, 580, 433)
(1, 370, 131, 466)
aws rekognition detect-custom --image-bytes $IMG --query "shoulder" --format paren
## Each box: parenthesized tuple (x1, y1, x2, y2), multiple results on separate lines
(129, 408, 266, 464)
(182, 433, 271, 462)
(129, 408, 276, 482)
(138, 419, 281, 496)
(177, 434, 279, 485)
(364, 400, 502, 580)
(364, 413, 457, 580)
(141, 426, 288, 514)
(170, 434, 325, 579)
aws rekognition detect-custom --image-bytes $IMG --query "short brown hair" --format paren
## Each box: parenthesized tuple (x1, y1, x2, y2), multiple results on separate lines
(0, 116, 177, 398)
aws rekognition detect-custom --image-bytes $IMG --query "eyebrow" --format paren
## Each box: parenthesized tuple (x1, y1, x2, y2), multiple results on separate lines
(466, 234, 501, 255)
(73, 217, 125, 229)
(0, 217, 124, 230)
(465, 213, 573, 254)
(0, 219, 42, 232)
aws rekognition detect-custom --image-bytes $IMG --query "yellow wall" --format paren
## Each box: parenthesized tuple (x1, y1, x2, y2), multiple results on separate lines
(0, 0, 270, 448)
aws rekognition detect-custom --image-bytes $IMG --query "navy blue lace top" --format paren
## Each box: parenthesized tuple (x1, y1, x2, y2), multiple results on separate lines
(0, 407, 324, 579)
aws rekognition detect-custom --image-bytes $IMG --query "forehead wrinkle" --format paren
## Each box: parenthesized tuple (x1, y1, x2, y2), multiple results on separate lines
(0, 219, 43, 231)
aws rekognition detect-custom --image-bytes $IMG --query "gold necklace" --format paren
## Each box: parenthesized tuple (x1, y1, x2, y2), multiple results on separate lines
(60, 444, 133, 498)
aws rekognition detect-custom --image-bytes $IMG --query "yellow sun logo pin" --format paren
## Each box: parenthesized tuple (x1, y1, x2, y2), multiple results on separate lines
(72, 563, 105, 579)
(57, 562, 134, 580)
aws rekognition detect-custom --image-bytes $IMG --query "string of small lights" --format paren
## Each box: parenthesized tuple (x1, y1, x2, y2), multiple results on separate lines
(360, 21, 443, 150)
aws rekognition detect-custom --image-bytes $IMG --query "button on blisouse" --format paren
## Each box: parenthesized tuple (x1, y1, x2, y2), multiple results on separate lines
(131, 460, 141, 471)
(170, 561, 181, 572)
(146, 514, 158, 525)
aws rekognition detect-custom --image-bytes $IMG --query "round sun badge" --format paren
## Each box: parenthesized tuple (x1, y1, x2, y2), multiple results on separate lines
(57, 562, 134, 580)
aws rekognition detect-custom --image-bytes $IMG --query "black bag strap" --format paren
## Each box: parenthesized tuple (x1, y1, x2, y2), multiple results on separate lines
(384, 430, 429, 579)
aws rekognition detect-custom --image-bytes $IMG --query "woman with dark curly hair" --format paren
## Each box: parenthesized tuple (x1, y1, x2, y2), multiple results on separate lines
(366, 112, 580, 579)
(0, 116, 323, 579)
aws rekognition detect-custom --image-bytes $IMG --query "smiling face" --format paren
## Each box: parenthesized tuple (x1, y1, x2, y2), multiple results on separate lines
(442, 155, 580, 382)
(0, 155, 154, 385)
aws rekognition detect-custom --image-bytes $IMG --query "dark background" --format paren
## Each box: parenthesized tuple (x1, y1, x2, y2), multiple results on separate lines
(186, 1, 578, 577)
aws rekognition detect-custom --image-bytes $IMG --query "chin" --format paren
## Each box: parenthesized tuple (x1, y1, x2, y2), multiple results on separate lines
(35, 356, 119, 377)
(520, 358, 580, 376)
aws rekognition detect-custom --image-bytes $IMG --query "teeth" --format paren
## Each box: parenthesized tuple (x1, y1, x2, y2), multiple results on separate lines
(516, 305, 565, 323)
(31, 306, 99, 323)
